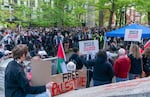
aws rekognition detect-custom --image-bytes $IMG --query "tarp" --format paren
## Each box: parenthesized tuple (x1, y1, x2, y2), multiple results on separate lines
(106, 24, 150, 38)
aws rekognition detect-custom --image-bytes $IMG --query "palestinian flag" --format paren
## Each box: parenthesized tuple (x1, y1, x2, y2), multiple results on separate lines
(144, 39, 150, 49)
(57, 42, 68, 73)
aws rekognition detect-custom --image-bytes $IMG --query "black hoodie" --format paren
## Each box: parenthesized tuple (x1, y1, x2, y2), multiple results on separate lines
(86, 57, 114, 82)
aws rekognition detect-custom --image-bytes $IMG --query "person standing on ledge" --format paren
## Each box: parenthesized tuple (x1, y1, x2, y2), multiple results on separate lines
(5, 44, 52, 97)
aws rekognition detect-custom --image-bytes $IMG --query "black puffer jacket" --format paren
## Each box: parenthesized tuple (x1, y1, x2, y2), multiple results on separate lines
(85, 57, 114, 82)
(69, 54, 84, 70)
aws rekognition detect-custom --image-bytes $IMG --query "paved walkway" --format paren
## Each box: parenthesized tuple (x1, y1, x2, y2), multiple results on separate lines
(0, 89, 4, 97)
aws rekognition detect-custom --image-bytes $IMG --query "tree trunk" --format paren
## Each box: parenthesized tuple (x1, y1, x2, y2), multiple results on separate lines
(124, 7, 127, 25)
(115, 11, 119, 27)
(49, 0, 51, 6)
(99, 10, 104, 27)
(87, 6, 95, 27)
(148, 12, 150, 25)
(119, 9, 122, 28)
(108, 0, 115, 30)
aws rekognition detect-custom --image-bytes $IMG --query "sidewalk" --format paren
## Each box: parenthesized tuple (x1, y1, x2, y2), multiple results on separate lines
(0, 89, 4, 97)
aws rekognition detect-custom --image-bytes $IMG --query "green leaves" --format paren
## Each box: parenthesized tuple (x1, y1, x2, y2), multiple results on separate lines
(0, 0, 149, 27)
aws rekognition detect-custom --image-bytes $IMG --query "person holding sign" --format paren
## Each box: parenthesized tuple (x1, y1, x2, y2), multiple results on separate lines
(5, 44, 52, 97)
(84, 50, 114, 86)
(69, 47, 84, 70)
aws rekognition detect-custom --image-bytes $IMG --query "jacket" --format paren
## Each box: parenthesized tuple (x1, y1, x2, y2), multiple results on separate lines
(114, 55, 131, 78)
(86, 57, 114, 82)
(128, 54, 142, 74)
(69, 54, 83, 70)
(5, 60, 46, 97)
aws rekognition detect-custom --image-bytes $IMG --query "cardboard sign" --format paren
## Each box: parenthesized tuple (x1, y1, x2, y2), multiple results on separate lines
(30, 59, 52, 86)
(30, 59, 86, 96)
(50, 70, 86, 96)
(124, 29, 142, 42)
(79, 40, 99, 54)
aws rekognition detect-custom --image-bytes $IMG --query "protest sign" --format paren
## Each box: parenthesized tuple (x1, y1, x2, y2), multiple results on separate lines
(124, 29, 142, 42)
(30, 59, 86, 96)
(79, 40, 99, 55)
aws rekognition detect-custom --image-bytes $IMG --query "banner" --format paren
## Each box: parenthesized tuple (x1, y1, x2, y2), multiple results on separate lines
(30, 59, 86, 96)
(124, 29, 142, 42)
(79, 40, 99, 55)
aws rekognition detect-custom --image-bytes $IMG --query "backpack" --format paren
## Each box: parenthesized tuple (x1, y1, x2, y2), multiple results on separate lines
(143, 58, 150, 73)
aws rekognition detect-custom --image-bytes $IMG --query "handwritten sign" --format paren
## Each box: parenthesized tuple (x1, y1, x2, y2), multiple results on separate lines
(124, 29, 142, 42)
(79, 40, 99, 54)
(30, 59, 86, 96)
(51, 71, 86, 96)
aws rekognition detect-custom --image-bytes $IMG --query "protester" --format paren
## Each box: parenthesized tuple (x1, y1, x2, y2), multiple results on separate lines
(85, 53, 95, 88)
(0, 43, 4, 58)
(3, 50, 12, 60)
(128, 44, 143, 80)
(142, 47, 150, 77)
(66, 61, 76, 73)
(5, 44, 52, 97)
(85, 50, 114, 86)
(72, 33, 79, 48)
(114, 48, 131, 82)
(106, 51, 115, 66)
(68, 47, 84, 70)
(110, 41, 118, 52)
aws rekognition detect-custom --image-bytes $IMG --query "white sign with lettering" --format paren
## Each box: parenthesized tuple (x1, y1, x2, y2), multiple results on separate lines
(79, 40, 99, 54)
(124, 29, 142, 42)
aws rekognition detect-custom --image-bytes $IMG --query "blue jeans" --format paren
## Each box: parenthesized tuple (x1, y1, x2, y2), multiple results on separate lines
(116, 77, 128, 82)
(93, 80, 111, 86)
(129, 73, 141, 80)
(26, 92, 50, 97)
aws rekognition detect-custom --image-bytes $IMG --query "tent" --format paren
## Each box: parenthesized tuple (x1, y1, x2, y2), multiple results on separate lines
(106, 24, 150, 38)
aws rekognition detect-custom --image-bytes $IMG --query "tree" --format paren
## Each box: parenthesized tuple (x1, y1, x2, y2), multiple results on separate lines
(0, 1, 10, 23)
(134, 0, 150, 25)
(1, 0, 149, 28)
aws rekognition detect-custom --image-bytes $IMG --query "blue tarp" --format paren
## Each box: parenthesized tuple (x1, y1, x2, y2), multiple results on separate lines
(106, 24, 150, 38)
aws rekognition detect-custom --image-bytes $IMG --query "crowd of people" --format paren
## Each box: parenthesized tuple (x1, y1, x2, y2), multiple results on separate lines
(1, 26, 150, 97)
(69, 44, 150, 87)
(0, 27, 105, 59)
